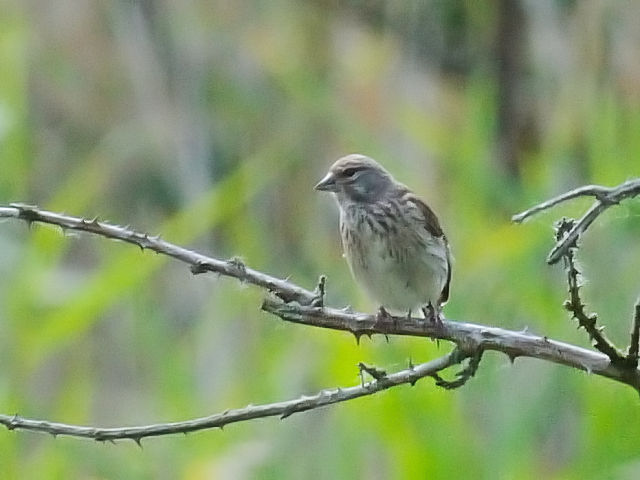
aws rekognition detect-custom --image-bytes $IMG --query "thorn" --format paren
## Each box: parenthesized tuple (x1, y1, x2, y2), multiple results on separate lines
(133, 437, 143, 449)
(7, 414, 19, 430)
(507, 353, 517, 364)
(358, 362, 387, 380)
(353, 331, 362, 345)
(376, 306, 394, 324)
(190, 262, 208, 275)
(384, 334, 389, 343)
(227, 256, 247, 277)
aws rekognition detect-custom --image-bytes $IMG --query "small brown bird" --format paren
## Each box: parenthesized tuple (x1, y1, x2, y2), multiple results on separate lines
(315, 154, 451, 322)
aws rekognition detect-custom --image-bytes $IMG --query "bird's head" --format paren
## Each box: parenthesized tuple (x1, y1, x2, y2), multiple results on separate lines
(314, 154, 394, 203)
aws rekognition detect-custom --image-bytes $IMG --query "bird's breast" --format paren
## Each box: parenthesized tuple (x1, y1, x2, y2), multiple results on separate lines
(338, 203, 449, 312)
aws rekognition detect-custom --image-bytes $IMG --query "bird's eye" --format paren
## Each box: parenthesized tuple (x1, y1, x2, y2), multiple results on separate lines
(342, 167, 360, 178)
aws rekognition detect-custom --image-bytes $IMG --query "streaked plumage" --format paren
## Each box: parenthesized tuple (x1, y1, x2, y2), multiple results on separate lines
(315, 154, 451, 319)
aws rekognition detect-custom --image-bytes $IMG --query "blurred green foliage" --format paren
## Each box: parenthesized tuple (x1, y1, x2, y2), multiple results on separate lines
(0, 1, 639, 478)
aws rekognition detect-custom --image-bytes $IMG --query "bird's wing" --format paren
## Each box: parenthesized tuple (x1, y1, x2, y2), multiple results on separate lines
(439, 243, 452, 304)
(403, 190, 452, 304)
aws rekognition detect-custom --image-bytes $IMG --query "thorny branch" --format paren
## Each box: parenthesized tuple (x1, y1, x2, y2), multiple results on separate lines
(555, 218, 626, 365)
(0, 203, 317, 305)
(0, 351, 460, 443)
(516, 179, 640, 370)
(261, 299, 640, 390)
(0, 193, 639, 442)
(512, 178, 640, 264)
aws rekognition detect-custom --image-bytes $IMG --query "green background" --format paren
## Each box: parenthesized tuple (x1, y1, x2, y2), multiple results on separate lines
(1, 1, 639, 478)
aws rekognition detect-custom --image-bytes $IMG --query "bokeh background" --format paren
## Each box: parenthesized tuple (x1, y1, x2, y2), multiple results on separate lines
(1, 0, 640, 478)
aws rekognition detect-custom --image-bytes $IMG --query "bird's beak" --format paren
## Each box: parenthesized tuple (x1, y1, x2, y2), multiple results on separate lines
(314, 172, 337, 192)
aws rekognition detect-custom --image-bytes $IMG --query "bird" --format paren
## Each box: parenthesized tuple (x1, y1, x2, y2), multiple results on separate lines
(314, 154, 451, 323)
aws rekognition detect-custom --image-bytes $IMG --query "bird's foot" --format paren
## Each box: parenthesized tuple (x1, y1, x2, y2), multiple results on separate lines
(376, 306, 395, 325)
(310, 275, 326, 307)
(422, 302, 444, 327)
(376, 305, 398, 329)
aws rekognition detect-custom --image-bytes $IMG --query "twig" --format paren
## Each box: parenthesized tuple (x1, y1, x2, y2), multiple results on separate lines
(0, 203, 316, 305)
(512, 178, 640, 264)
(358, 362, 388, 382)
(262, 299, 640, 392)
(512, 184, 617, 222)
(555, 219, 626, 365)
(430, 349, 483, 390)
(0, 351, 459, 442)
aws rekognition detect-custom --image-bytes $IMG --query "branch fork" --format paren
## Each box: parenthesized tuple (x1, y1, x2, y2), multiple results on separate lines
(516, 181, 640, 370)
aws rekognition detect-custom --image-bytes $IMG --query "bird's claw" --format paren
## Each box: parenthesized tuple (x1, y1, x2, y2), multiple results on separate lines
(376, 306, 392, 322)
(422, 302, 444, 327)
